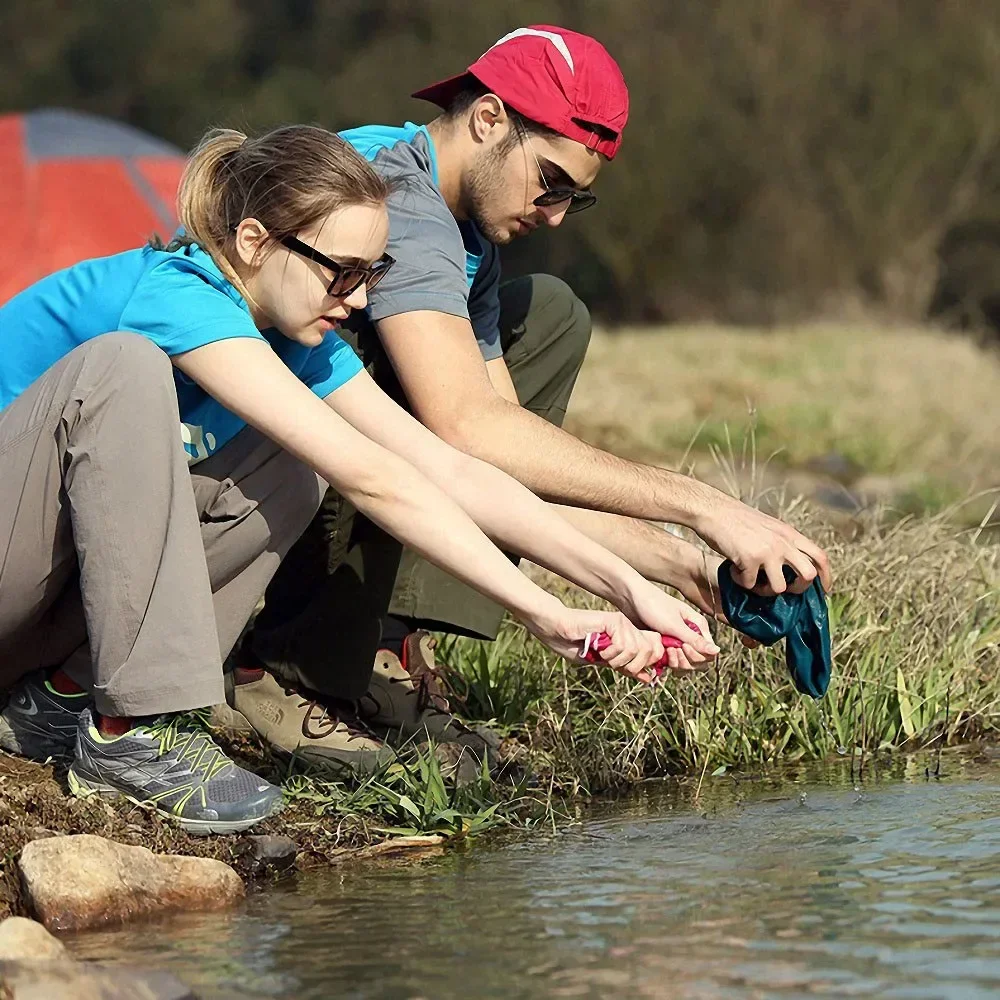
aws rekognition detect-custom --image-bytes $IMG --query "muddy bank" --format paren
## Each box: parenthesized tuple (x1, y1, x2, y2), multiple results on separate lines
(0, 750, 442, 922)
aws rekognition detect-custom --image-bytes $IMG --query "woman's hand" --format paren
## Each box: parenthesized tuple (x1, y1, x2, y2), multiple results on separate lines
(524, 604, 667, 685)
(664, 549, 761, 650)
(623, 581, 720, 671)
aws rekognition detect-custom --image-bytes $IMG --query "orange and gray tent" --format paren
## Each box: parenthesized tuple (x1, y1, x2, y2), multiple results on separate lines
(0, 108, 184, 304)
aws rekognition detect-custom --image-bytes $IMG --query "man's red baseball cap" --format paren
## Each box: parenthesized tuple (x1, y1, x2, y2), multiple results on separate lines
(412, 25, 629, 160)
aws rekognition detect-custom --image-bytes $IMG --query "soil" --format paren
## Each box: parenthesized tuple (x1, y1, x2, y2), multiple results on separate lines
(0, 746, 415, 922)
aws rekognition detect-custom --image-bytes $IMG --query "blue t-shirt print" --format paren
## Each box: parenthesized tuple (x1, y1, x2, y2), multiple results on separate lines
(0, 242, 364, 464)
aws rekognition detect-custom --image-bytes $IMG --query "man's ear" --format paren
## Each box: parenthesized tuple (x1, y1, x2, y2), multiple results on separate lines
(233, 218, 269, 267)
(471, 93, 509, 144)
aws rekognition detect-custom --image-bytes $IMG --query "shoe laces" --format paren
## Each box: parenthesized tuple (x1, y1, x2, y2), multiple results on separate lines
(278, 679, 371, 741)
(144, 711, 232, 780)
(397, 635, 451, 715)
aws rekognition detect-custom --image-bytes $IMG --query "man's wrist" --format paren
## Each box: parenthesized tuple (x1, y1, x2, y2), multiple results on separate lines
(648, 534, 701, 589)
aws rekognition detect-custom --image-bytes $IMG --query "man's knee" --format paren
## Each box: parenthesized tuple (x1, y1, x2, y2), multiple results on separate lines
(500, 275, 592, 420)
(503, 274, 591, 362)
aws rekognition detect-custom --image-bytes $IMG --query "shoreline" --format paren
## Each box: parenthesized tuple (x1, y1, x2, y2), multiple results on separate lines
(5, 735, 1000, 924)
(0, 749, 452, 924)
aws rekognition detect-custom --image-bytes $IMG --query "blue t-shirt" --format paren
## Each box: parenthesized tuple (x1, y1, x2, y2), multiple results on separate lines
(0, 243, 363, 463)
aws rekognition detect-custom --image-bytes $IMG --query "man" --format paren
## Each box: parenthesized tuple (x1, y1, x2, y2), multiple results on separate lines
(228, 25, 831, 774)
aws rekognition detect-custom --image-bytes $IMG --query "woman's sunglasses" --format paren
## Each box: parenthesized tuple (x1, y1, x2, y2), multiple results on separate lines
(281, 236, 395, 297)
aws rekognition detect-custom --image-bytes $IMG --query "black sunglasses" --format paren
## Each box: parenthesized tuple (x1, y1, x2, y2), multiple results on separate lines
(515, 120, 597, 215)
(533, 185, 598, 215)
(281, 236, 395, 297)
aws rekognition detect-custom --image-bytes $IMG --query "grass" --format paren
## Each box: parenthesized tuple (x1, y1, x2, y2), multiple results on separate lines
(3, 322, 1000, 919)
(442, 503, 1000, 791)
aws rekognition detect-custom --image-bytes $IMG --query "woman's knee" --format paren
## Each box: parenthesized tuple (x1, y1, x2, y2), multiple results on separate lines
(86, 332, 172, 384)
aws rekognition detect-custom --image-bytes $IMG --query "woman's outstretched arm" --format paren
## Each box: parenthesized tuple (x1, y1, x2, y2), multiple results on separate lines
(173, 338, 668, 681)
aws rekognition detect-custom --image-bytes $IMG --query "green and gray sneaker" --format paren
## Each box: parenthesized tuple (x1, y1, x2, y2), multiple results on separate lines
(67, 708, 283, 835)
(0, 669, 89, 760)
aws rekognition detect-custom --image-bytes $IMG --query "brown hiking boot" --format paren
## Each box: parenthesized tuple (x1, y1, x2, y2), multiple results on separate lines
(222, 670, 396, 779)
(358, 632, 501, 770)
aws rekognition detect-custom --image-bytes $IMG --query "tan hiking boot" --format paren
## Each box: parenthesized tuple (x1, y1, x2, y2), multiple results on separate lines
(223, 670, 396, 779)
(358, 632, 501, 769)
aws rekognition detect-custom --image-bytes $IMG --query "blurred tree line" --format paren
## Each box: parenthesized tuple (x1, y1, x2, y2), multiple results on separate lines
(4, 0, 1000, 329)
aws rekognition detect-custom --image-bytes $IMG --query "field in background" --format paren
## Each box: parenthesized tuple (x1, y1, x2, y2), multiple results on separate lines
(567, 324, 1000, 521)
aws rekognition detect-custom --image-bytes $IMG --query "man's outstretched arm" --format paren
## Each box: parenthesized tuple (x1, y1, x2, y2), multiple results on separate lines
(377, 310, 831, 594)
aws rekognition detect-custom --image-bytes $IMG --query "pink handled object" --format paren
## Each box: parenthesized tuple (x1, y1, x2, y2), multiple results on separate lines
(582, 621, 703, 676)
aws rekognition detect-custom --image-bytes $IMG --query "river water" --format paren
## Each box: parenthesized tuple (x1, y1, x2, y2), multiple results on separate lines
(66, 753, 1000, 999)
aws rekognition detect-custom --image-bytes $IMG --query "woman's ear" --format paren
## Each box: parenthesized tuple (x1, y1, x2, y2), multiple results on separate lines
(232, 218, 270, 267)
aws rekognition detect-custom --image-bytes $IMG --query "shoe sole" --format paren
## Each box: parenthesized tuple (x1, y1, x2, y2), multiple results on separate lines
(207, 701, 256, 736)
(271, 743, 397, 781)
(66, 767, 283, 837)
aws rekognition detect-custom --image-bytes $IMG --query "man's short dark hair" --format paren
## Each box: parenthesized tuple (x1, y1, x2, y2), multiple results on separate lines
(444, 78, 565, 143)
(445, 77, 619, 149)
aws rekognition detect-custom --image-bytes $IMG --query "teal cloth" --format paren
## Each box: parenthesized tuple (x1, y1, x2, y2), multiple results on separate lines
(717, 562, 832, 698)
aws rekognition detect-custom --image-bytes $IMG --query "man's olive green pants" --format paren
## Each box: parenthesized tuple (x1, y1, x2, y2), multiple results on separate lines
(246, 274, 591, 699)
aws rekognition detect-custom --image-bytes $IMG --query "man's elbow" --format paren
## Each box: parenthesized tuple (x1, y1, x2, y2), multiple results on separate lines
(422, 397, 505, 459)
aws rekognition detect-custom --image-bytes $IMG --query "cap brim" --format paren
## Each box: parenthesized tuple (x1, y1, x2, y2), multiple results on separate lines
(411, 71, 478, 109)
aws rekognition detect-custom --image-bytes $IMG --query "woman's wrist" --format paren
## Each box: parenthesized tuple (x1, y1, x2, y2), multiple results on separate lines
(515, 591, 568, 639)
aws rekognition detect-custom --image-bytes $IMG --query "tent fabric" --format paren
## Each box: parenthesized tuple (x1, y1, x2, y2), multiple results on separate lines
(0, 108, 184, 304)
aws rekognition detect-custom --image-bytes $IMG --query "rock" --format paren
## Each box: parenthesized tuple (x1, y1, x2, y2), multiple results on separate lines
(0, 961, 198, 999)
(0, 917, 68, 961)
(802, 452, 864, 484)
(19, 834, 244, 932)
(811, 483, 865, 512)
(233, 834, 298, 875)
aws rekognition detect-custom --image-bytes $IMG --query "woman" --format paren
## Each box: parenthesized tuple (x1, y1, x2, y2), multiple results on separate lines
(0, 125, 718, 835)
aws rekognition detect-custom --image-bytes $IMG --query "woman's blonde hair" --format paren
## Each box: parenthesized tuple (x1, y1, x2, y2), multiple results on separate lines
(173, 124, 390, 286)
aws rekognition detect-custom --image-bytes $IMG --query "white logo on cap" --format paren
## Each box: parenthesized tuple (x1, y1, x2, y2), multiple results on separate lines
(487, 28, 575, 74)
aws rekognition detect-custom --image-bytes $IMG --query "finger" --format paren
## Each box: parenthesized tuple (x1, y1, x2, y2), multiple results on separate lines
(761, 559, 788, 594)
(670, 649, 695, 672)
(799, 538, 833, 591)
(624, 665, 655, 685)
(781, 549, 817, 594)
(682, 612, 719, 654)
(617, 648, 655, 684)
(678, 643, 707, 665)
(732, 559, 762, 591)
(669, 650, 704, 675)
(604, 642, 640, 671)
(680, 642, 710, 666)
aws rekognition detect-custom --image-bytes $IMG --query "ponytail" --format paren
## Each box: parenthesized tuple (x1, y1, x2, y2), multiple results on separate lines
(176, 128, 247, 265)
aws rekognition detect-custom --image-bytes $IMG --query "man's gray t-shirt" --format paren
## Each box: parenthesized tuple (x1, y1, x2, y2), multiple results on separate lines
(338, 122, 502, 360)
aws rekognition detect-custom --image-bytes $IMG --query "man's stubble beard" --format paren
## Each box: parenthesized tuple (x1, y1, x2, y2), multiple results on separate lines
(462, 144, 516, 246)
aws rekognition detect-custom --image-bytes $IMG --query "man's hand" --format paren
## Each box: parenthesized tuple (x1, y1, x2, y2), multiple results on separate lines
(693, 498, 832, 596)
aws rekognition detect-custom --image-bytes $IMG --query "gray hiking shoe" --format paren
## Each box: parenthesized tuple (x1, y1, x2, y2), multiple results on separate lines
(358, 632, 501, 770)
(0, 670, 89, 760)
(67, 708, 283, 835)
